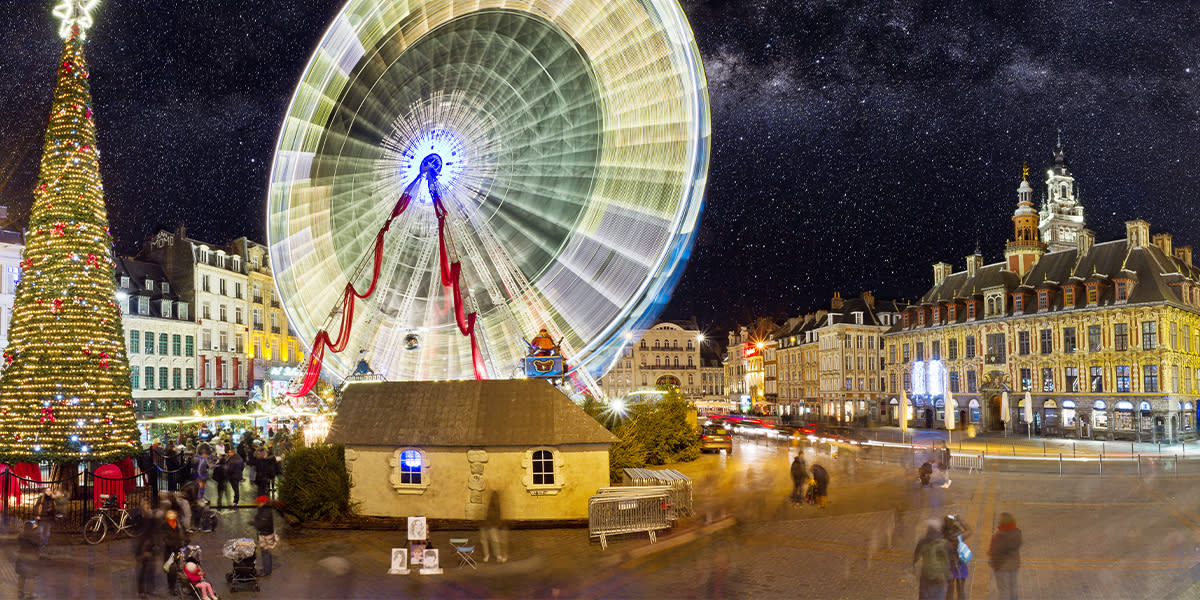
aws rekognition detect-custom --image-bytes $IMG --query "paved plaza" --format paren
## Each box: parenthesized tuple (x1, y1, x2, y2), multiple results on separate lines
(3, 434, 1200, 599)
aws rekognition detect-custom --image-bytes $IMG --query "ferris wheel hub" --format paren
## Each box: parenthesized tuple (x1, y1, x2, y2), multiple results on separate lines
(420, 153, 443, 179)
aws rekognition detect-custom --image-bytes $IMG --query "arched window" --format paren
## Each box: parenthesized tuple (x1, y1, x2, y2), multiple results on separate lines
(673, 356, 679, 367)
(532, 450, 555, 485)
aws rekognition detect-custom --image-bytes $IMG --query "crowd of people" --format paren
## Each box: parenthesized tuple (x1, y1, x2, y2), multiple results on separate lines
(140, 426, 294, 508)
(912, 512, 1023, 600)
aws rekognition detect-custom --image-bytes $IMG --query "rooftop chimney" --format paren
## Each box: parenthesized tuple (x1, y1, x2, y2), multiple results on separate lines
(1153, 232, 1174, 256)
(1078, 228, 1095, 256)
(1176, 245, 1193, 268)
(965, 253, 983, 278)
(1126, 219, 1150, 247)
(831, 292, 844, 310)
(861, 290, 876, 309)
(933, 262, 952, 286)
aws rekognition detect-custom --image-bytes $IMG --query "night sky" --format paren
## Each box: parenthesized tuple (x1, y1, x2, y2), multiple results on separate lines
(2, 1, 1198, 340)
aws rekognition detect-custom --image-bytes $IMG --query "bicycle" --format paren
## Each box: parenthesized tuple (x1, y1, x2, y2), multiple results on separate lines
(83, 497, 144, 544)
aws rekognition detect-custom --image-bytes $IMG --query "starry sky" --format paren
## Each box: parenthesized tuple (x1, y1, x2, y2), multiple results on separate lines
(1, 1, 1198, 342)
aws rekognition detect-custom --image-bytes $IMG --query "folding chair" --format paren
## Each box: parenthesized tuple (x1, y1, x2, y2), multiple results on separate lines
(449, 537, 477, 569)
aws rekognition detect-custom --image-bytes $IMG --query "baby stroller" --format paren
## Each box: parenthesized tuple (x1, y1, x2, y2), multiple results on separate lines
(223, 538, 260, 593)
(170, 544, 205, 598)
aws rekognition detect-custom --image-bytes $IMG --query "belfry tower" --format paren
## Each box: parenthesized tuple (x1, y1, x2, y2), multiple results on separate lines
(1005, 163, 1047, 277)
(1038, 133, 1086, 252)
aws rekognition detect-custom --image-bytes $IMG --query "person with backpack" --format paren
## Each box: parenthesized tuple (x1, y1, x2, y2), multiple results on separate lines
(988, 512, 1023, 600)
(942, 514, 973, 600)
(789, 456, 808, 504)
(913, 520, 953, 600)
(809, 463, 829, 508)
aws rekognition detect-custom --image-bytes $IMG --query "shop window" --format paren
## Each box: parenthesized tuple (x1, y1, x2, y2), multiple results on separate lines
(969, 399, 980, 423)
(1114, 400, 1134, 430)
(389, 448, 430, 494)
(1140, 402, 1153, 433)
(1062, 400, 1077, 427)
(1093, 401, 1109, 429)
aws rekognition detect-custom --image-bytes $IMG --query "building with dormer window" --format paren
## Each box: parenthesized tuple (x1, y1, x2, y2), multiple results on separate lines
(884, 143, 1200, 442)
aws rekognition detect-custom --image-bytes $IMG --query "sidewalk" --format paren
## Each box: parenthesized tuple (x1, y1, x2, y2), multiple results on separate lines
(867, 426, 1200, 456)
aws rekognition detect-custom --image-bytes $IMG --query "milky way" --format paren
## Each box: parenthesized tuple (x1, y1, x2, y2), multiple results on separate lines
(1, 1, 1197, 342)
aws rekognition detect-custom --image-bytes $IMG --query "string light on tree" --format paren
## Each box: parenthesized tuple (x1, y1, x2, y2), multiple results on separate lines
(0, 3, 139, 464)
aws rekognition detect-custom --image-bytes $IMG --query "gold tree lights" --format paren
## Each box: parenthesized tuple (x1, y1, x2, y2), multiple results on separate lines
(0, 6, 139, 463)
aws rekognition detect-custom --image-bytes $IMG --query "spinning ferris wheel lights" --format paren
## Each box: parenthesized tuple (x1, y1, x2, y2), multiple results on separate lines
(268, 0, 711, 387)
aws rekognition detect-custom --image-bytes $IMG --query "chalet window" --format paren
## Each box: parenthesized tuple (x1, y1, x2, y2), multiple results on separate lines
(1087, 284, 1098, 304)
(389, 448, 431, 494)
(1038, 292, 1048, 311)
(532, 450, 555, 485)
(523, 448, 564, 494)
(1115, 281, 1128, 301)
(1013, 295, 1023, 312)
(1064, 287, 1075, 306)
(967, 303, 976, 319)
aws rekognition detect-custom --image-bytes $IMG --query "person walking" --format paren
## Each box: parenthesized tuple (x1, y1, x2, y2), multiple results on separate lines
(913, 520, 953, 600)
(212, 451, 229, 508)
(33, 488, 58, 548)
(479, 490, 508, 563)
(789, 455, 808, 504)
(134, 499, 159, 599)
(194, 448, 211, 504)
(160, 510, 190, 596)
(918, 461, 933, 487)
(809, 463, 829, 508)
(942, 514, 972, 600)
(165, 443, 181, 492)
(253, 448, 277, 498)
(15, 520, 42, 600)
(225, 447, 245, 507)
(988, 512, 1022, 600)
(253, 496, 279, 576)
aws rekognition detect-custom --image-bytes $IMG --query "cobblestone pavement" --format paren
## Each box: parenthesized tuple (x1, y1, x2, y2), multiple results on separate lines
(2, 435, 1199, 599)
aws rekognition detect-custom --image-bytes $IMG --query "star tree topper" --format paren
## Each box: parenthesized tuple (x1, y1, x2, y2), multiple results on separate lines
(53, 0, 101, 39)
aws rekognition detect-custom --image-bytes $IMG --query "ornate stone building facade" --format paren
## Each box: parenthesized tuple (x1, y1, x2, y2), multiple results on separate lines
(596, 319, 705, 401)
(884, 147, 1200, 442)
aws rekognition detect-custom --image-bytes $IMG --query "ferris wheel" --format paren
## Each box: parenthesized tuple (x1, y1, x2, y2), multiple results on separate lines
(267, 0, 710, 389)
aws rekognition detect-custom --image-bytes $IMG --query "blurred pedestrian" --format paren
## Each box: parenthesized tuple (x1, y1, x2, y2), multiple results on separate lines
(913, 520, 952, 600)
(942, 514, 972, 600)
(165, 442, 181, 492)
(988, 512, 1022, 600)
(212, 451, 229, 508)
(33, 488, 58, 548)
(15, 520, 41, 600)
(194, 448, 211, 503)
(809, 463, 829, 508)
(918, 461, 933, 487)
(225, 447, 245, 507)
(134, 499, 159, 599)
(480, 490, 508, 563)
(254, 448, 278, 498)
(253, 496, 279, 576)
(160, 510, 190, 596)
(789, 455, 808, 504)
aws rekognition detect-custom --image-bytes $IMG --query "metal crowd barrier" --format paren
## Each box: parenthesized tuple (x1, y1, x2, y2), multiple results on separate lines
(588, 487, 672, 550)
(621, 468, 694, 519)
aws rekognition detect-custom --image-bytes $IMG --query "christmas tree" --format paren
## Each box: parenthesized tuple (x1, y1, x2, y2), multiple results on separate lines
(0, 3, 140, 464)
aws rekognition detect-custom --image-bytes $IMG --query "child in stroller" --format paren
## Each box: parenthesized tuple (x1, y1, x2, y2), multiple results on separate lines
(222, 538, 260, 593)
(170, 545, 218, 600)
(182, 561, 220, 600)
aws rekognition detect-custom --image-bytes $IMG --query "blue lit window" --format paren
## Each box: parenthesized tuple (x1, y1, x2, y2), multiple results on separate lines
(399, 449, 422, 485)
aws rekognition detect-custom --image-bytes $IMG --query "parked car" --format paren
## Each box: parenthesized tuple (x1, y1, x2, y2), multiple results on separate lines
(700, 425, 733, 454)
